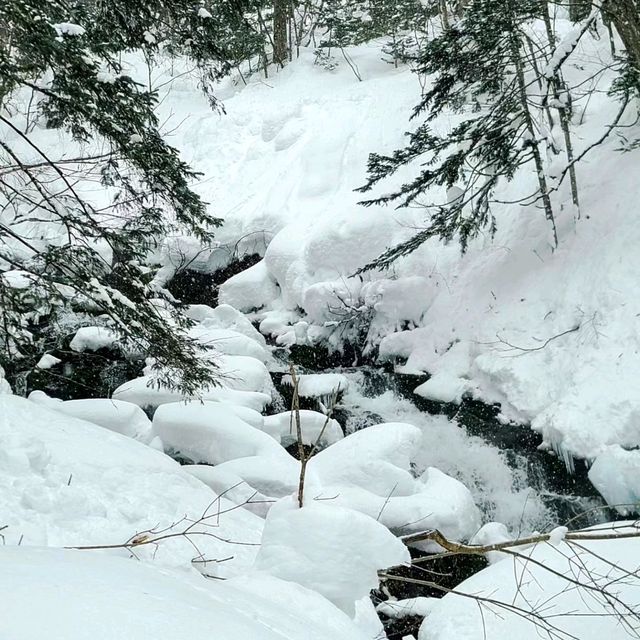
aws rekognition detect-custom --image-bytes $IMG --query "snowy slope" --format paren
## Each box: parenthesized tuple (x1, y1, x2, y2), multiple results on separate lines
(151, 30, 640, 469)
(0, 395, 263, 573)
(0, 546, 370, 640)
(420, 522, 640, 640)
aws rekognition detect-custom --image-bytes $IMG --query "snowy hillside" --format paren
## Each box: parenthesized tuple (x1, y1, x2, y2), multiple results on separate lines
(153, 32, 640, 471)
(2, 3, 640, 639)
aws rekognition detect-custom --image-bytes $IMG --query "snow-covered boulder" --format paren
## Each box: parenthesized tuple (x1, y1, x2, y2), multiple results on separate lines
(589, 446, 640, 515)
(281, 372, 349, 398)
(186, 303, 267, 348)
(152, 401, 288, 465)
(184, 464, 273, 518)
(219, 260, 279, 312)
(113, 375, 270, 412)
(28, 391, 153, 443)
(188, 326, 268, 362)
(255, 496, 410, 616)
(69, 326, 119, 352)
(309, 422, 422, 497)
(263, 410, 344, 447)
(212, 455, 304, 499)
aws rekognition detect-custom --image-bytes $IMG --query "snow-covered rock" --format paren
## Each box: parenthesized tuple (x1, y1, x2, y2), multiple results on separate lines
(185, 303, 267, 348)
(188, 326, 268, 362)
(184, 464, 273, 518)
(263, 410, 344, 446)
(255, 496, 410, 616)
(113, 375, 270, 412)
(589, 446, 640, 515)
(28, 391, 154, 443)
(309, 422, 422, 497)
(219, 260, 279, 312)
(281, 372, 349, 399)
(69, 326, 119, 352)
(152, 401, 288, 465)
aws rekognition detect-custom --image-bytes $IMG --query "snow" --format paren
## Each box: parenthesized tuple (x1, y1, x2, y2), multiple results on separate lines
(141, 31, 640, 468)
(35, 354, 61, 369)
(28, 390, 154, 443)
(281, 372, 349, 398)
(218, 259, 279, 312)
(52, 22, 86, 36)
(341, 375, 551, 534)
(188, 325, 268, 361)
(589, 446, 640, 515)
(69, 326, 118, 352)
(0, 366, 11, 394)
(548, 525, 568, 545)
(414, 373, 471, 404)
(184, 464, 273, 517)
(186, 303, 267, 347)
(152, 400, 289, 464)
(377, 597, 439, 619)
(113, 375, 271, 411)
(419, 523, 640, 640)
(308, 423, 482, 541)
(469, 522, 511, 563)
(0, 547, 369, 640)
(263, 409, 344, 446)
(0, 395, 263, 573)
(254, 496, 410, 616)
(310, 422, 422, 497)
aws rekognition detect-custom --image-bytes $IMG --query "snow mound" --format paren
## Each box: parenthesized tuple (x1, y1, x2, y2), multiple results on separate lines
(281, 372, 349, 398)
(255, 496, 410, 616)
(420, 523, 640, 640)
(211, 455, 304, 499)
(185, 303, 267, 348)
(0, 547, 369, 640)
(377, 597, 439, 620)
(69, 326, 118, 352)
(310, 422, 422, 497)
(113, 375, 270, 412)
(263, 410, 344, 447)
(589, 446, 640, 515)
(28, 390, 153, 443)
(218, 259, 279, 312)
(414, 373, 472, 405)
(188, 326, 268, 362)
(152, 401, 288, 465)
(0, 395, 262, 573)
(308, 423, 481, 541)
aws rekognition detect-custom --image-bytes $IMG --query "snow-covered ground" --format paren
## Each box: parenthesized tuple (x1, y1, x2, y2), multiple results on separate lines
(3, 11, 640, 639)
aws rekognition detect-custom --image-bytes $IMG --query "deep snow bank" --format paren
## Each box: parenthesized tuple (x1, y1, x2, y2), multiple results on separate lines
(0, 547, 370, 640)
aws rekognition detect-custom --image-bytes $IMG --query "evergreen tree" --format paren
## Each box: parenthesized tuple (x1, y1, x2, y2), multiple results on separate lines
(357, 0, 568, 267)
(0, 0, 253, 393)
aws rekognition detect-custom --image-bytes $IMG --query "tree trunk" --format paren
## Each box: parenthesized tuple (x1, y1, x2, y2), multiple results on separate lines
(606, 0, 640, 88)
(273, 0, 289, 67)
(568, 0, 591, 21)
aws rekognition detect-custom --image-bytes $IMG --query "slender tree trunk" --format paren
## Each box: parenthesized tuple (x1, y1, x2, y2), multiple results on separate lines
(568, 0, 591, 21)
(606, 0, 640, 91)
(273, 0, 289, 67)
(541, 9, 580, 212)
(511, 34, 558, 247)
